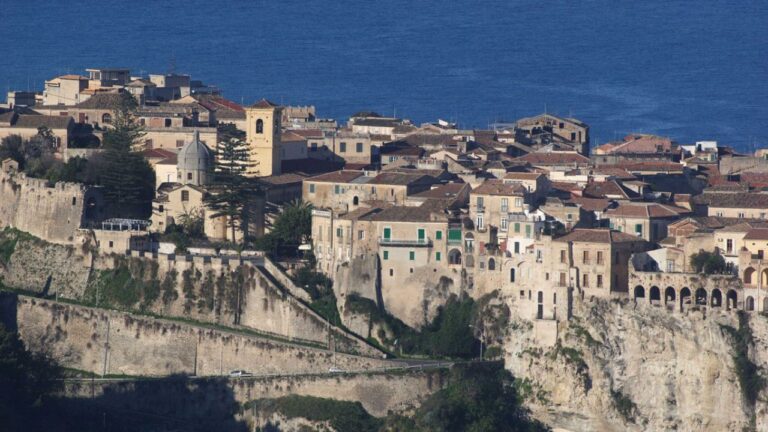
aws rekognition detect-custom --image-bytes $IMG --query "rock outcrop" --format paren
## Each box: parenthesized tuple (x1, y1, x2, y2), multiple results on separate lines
(503, 295, 767, 431)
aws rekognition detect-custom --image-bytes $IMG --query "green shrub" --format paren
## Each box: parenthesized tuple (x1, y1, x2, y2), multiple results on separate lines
(611, 388, 637, 422)
(721, 312, 766, 406)
(246, 395, 382, 432)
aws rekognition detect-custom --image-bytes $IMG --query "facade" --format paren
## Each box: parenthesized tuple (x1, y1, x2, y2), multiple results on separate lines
(469, 179, 530, 233)
(604, 202, 690, 242)
(245, 99, 282, 177)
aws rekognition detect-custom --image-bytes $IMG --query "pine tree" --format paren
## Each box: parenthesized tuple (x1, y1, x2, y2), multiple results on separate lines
(99, 92, 155, 219)
(205, 137, 260, 243)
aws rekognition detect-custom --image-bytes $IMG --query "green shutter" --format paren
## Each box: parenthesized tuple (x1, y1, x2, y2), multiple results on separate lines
(436, 252, 441, 261)
(635, 224, 643, 235)
(409, 251, 415, 260)
(448, 229, 462, 242)
(514, 223, 520, 233)
(383, 227, 391, 240)
(383, 251, 389, 260)
(417, 228, 425, 241)
(436, 230, 442, 240)
(525, 225, 531, 238)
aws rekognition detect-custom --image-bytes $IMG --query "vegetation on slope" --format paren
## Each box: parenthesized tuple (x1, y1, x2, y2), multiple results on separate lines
(721, 312, 766, 407)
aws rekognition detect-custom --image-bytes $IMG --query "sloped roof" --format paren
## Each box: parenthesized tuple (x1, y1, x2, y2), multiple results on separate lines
(305, 170, 364, 184)
(567, 197, 613, 212)
(743, 228, 768, 241)
(411, 183, 468, 199)
(693, 192, 768, 209)
(368, 172, 436, 186)
(75, 92, 125, 109)
(471, 179, 527, 196)
(597, 134, 674, 154)
(554, 228, 645, 244)
(361, 205, 447, 223)
(604, 202, 689, 219)
(517, 152, 590, 165)
(583, 180, 640, 200)
(12, 114, 72, 129)
(250, 99, 279, 109)
(503, 172, 543, 180)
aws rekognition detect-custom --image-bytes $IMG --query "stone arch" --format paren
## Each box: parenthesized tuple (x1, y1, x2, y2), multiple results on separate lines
(664, 287, 676, 304)
(256, 119, 264, 134)
(650, 286, 661, 303)
(634, 285, 645, 301)
(102, 113, 112, 124)
(488, 258, 496, 271)
(680, 287, 691, 311)
(695, 288, 707, 306)
(746, 296, 755, 311)
(711, 288, 722, 307)
(762, 269, 768, 286)
(744, 267, 756, 285)
(448, 249, 462, 265)
(726, 289, 737, 310)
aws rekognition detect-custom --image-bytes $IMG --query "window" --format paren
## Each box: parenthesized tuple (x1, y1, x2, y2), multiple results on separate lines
(477, 215, 484, 230)
(164, 118, 172, 127)
(583, 251, 589, 264)
(435, 230, 442, 240)
(559, 272, 566, 286)
(525, 225, 531, 238)
(310, 142, 317, 151)
(336, 228, 342, 238)
(635, 224, 643, 236)
(515, 197, 523, 207)
(256, 119, 264, 133)
(181, 190, 189, 201)
(514, 242, 520, 254)
(187, 172, 192, 180)
(389, 269, 393, 277)
(358, 230, 365, 240)
(334, 185, 341, 194)
(339, 142, 347, 153)
(501, 198, 508, 212)
(514, 223, 520, 233)
(309, 184, 315, 193)
(726, 239, 733, 253)
(501, 217, 508, 231)
(666, 259, 674, 272)
(176, 140, 185, 148)
(510, 268, 516, 282)
(383, 227, 391, 240)
(409, 251, 415, 261)
(566, 213, 573, 221)
(383, 251, 389, 260)
(488, 258, 496, 270)
(108, 241, 114, 248)
(72, 197, 77, 206)
(356, 142, 363, 153)
(597, 274, 604, 288)
(101, 113, 112, 124)
(738, 212, 745, 218)
(597, 251, 604, 264)
(560, 250, 566, 263)
(716, 211, 724, 217)
(436, 252, 441, 261)
(158, 205, 164, 212)
(476, 196, 484, 210)
(582, 274, 589, 287)
(417, 228, 425, 242)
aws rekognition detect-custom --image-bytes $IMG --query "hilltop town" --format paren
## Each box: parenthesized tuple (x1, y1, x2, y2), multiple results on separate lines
(2, 68, 768, 431)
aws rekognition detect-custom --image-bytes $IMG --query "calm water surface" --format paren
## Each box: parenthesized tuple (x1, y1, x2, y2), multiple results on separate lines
(1, 1, 766, 150)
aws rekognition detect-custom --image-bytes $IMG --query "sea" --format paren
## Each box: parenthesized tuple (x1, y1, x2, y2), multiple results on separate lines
(1, 0, 766, 151)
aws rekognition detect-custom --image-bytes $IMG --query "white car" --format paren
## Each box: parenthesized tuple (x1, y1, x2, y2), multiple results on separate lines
(328, 367, 344, 373)
(229, 370, 253, 377)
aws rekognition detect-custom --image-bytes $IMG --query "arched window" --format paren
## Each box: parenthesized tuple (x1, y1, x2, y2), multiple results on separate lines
(744, 267, 756, 285)
(510, 268, 516, 283)
(488, 258, 496, 271)
(256, 119, 264, 134)
(448, 249, 462, 265)
(746, 296, 755, 311)
(695, 288, 707, 306)
(650, 286, 660, 303)
(634, 285, 645, 300)
(711, 289, 722, 307)
(665, 287, 676, 304)
(102, 113, 112, 124)
(353, 196, 359, 206)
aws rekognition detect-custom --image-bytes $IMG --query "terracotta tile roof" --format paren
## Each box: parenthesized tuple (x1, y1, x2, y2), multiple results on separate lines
(503, 172, 543, 180)
(604, 202, 689, 219)
(471, 179, 527, 196)
(612, 162, 684, 173)
(582, 180, 639, 200)
(75, 92, 125, 109)
(550, 181, 584, 193)
(694, 192, 768, 209)
(250, 99, 279, 109)
(567, 197, 613, 212)
(743, 228, 768, 241)
(598, 134, 674, 154)
(142, 148, 177, 160)
(260, 173, 306, 185)
(367, 172, 436, 186)
(362, 205, 447, 223)
(517, 152, 590, 166)
(12, 114, 72, 130)
(592, 167, 637, 180)
(411, 183, 467, 199)
(305, 170, 364, 184)
(281, 131, 307, 142)
(555, 228, 645, 244)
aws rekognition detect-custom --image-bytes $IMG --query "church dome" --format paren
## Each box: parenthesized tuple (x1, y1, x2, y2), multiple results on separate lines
(177, 130, 212, 172)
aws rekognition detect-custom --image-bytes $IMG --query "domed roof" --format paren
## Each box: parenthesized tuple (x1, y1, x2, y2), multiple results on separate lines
(177, 130, 212, 172)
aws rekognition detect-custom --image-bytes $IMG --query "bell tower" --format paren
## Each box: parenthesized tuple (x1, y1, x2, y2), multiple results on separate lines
(244, 99, 282, 177)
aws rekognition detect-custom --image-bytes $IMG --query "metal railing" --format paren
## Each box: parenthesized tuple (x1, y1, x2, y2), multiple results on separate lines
(379, 237, 432, 247)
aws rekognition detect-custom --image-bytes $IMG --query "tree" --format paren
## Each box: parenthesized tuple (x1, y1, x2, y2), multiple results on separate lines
(98, 92, 155, 218)
(205, 137, 258, 243)
(263, 199, 312, 254)
(690, 250, 727, 274)
(0, 135, 24, 166)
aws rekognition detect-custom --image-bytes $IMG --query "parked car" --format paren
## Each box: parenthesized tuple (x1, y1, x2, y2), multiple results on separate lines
(328, 367, 344, 373)
(229, 370, 253, 377)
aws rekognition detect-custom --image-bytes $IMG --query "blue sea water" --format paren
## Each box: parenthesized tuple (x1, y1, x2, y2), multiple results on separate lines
(1, 0, 766, 150)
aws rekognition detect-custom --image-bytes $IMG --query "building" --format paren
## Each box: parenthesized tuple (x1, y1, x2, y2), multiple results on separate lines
(245, 99, 282, 177)
(514, 113, 590, 154)
(469, 179, 530, 233)
(693, 191, 768, 219)
(42, 75, 89, 106)
(604, 202, 690, 242)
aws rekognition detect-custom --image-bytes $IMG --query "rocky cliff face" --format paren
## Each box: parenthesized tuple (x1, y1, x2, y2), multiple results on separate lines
(502, 295, 768, 432)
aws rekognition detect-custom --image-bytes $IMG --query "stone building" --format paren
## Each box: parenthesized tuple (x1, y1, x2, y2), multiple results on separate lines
(604, 202, 690, 242)
(245, 99, 282, 177)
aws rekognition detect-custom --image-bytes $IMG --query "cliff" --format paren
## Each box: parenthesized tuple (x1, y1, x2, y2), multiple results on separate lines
(502, 295, 768, 431)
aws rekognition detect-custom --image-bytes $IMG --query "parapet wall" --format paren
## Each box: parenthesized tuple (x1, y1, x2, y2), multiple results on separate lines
(0, 170, 93, 244)
(6, 294, 391, 377)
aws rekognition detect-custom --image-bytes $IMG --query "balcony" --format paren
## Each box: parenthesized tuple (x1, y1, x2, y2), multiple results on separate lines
(379, 237, 432, 247)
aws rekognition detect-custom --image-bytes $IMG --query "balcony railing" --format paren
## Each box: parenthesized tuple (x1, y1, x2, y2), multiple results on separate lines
(379, 237, 432, 247)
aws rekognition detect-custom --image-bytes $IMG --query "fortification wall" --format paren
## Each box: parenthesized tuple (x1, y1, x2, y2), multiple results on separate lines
(6, 295, 392, 377)
(89, 253, 379, 356)
(0, 170, 92, 244)
(63, 369, 445, 418)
